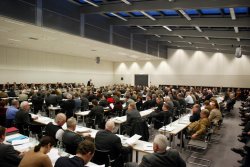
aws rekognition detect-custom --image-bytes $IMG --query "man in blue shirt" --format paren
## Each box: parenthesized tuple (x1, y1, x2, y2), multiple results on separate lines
(6, 100, 19, 127)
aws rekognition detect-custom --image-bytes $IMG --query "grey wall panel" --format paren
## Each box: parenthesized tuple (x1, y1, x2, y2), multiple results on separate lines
(148, 47, 158, 56)
(43, 0, 80, 19)
(85, 14, 110, 31)
(133, 41, 146, 53)
(0, 0, 36, 24)
(113, 34, 130, 49)
(114, 26, 130, 38)
(85, 24, 110, 43)
(43, 9, 80, 35)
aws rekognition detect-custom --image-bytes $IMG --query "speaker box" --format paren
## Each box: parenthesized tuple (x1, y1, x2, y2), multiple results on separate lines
(96, 57, 100, 64)
(235, 47, 242, 58)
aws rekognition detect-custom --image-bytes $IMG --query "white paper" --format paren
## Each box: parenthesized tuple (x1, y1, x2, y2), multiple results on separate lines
(75, 127, 91, 133)
(86, 162, 105, 167)
(143, 143, 153, 151)
(47, 148, 60, 165)
(126, 134, 142, 145)
(160, 126, 176, 132)
(110, 103, 114, 109)
(14, 143, 33, 152)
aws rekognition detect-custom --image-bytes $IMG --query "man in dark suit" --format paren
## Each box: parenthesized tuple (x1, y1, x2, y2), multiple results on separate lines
(189, 104, 201, 122)
(15, 101, 40, 135)
(45, 90, 60, 107)
(55, 140, 95, 167)
(62, 117, 89, 155)
(151, 103, 172, 129)
(60, 93, 75, 119)
(126, 134, 186, 167)
(86, 99, 104, 129)
(95, 120, 132, 167)
(0, 126, 22, 167)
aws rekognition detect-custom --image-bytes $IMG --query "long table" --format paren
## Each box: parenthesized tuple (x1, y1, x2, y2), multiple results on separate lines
(112, 108, 156, 134)
(4, 133, 102, 167)
(159, 113, 191, 150)
(31, 113, 158, 163)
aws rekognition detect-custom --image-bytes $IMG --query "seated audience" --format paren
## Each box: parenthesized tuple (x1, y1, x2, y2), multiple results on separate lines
(185, 92, 194, 107)
(86, 99, 104, 129)
(15, 101, 39, 134)
(62, 117, 88, 155)
(19, 136, 55, 167)
(55, 140, 95, 167)
(151, 103, 172, 129)
(6, 100, 19, 127)
(189, 104, 201, 122)
(60, 93, 75, 119)
(0, 126, 22, 167)
(95, 120, 132, 167)
(125, 102, 142, 135)
(45, 113, 66, 142)
(125, 134, 186, 167)
(187, 109, 210, 139)
(208, 99, 222, 126)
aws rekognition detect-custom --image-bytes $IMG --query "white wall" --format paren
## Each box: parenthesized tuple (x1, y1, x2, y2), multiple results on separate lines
(114, 49, 250, 88)
(0, 46, 114, 87)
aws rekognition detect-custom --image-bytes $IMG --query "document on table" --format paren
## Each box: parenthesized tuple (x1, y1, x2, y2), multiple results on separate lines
(159, 126, 176, 132)
(75, 127, 91, 133)
(143, 143, 153, 151)
(126, 134, 142, 145)
(12, 138, 30, 145)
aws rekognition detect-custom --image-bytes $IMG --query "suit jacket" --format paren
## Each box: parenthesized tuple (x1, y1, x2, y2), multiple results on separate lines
(55, 156, 85, 167)
(139, 149, 186, 167)
(0, 143, 21, 167)
(151, 110, 172, 129)
(88, 105, 104, 126)
(45, 94, 60, 106)
(208, 108, 222, 125)
(126, 109, 141, 126)
(189, 111, 200, 122)
(95, 130, 130, 160)
(62, 130, 84, 155)
(60, 99, 75, 118)
(188, 117, 210, 137)
(15, 109, 31, 125)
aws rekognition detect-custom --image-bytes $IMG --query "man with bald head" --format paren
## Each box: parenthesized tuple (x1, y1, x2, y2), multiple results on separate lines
(45, 113, 66, 142)
(95, 120, 132, 167)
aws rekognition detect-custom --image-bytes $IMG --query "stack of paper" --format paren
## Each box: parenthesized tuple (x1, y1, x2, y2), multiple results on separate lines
(126, 134, 141, 145)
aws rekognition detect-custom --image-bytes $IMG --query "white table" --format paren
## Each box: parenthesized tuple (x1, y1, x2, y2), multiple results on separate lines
(75, 110, 91, 125)
(48, 106, 61, 118)
(159, 114, 191, 149)
(112, 108, 156, 134)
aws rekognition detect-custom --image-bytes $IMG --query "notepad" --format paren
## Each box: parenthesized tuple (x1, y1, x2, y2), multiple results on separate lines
(126, 134, 142, 145)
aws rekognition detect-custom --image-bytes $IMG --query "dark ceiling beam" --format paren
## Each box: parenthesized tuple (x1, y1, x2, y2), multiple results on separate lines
(150, 36, 250, 46)
(81, 0, 250, 14)
(132, 29, 250, 39)
(111, 17, 250, 27)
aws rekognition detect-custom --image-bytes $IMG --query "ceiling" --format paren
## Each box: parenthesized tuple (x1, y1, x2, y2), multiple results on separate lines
(0, 16, 159, 62)
(74, 0, 250, 55)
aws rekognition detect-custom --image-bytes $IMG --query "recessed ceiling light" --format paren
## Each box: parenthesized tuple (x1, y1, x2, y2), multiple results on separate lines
(8, 38, 21, 42)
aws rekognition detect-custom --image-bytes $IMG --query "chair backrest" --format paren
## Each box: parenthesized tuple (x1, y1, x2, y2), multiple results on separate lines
(130, 119, 149, 141)
(92, 149, 113, 167)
